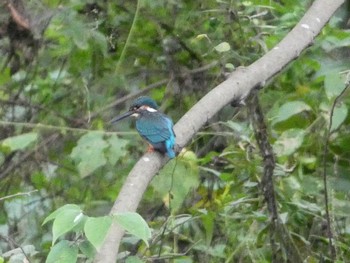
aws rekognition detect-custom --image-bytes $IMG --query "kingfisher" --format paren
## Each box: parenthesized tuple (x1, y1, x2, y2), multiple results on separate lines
(110, 96, 176, 159)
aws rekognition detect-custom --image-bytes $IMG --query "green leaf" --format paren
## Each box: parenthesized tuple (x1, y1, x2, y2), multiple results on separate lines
(324, 72, 346, 100)
(84, 216, 113, 250)
(214, 42, 231, 52)
(151, 159, 199, 212)
(225, 63, 235, 70)
(330, 103, 348, 132)
(105, 135, 128, 165)
(46, 240, 78, 263)
(113, 212, 151, 246)
(272, 101, 311, 125)
(70, 132, 108, 177)
(44, 205, 84, 244)
(273, 129, 305, 156)
(43, 204, 81, 225)
(2, 132, 38, 152)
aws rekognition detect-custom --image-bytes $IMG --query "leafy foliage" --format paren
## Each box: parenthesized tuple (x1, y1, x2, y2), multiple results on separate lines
(43, 205, 151, 261)
(1, 0, 350, 262)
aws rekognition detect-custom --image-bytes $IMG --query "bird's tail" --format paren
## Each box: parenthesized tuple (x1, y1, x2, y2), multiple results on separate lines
(165, 139, 176, 159)
(167, 148, 176, 159)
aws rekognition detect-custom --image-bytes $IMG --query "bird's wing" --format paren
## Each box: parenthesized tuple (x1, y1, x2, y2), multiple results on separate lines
(136, 113, 174, 144)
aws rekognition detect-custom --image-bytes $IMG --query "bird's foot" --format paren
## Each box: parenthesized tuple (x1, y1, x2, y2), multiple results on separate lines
(147, 145, 155, 153)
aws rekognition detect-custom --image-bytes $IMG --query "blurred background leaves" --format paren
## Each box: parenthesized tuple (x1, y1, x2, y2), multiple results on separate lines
(1, 0, 350, 262)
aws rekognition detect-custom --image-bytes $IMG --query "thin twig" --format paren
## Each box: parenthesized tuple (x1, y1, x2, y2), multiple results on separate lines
(87, 78, 169, 120)
(83, 80, 91, 124)
(0, 234, 32, 262)
(0, 134, 59, 180)
(89, 61, 218, 120)
(0, 98, 78, 123)
(0, 189, 38, 201)
(0, 120, 136, 135)
(115, 0, 141, 74)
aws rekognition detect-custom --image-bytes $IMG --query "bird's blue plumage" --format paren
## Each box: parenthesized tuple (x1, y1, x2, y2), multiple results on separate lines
(135, 110, 175, 158)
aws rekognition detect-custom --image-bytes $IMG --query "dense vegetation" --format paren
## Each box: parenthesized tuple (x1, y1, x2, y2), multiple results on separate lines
(1, 0, 349, 262)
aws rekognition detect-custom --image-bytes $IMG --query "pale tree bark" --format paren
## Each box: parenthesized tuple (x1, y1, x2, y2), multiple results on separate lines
(94, 0, 345, 262)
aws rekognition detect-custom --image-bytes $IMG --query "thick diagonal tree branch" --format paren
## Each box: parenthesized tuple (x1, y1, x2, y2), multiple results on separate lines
(94, 0, 345, 262)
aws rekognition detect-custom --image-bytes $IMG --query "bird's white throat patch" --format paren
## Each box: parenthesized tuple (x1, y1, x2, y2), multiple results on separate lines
(146, 107, 157, 112)
(139, 105, 157, 112)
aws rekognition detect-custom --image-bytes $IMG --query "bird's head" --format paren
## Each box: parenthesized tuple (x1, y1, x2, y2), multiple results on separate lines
(110, 96, 159, 124)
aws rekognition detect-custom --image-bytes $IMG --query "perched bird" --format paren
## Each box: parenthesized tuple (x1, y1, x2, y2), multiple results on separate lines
(110, 96, 176, 158)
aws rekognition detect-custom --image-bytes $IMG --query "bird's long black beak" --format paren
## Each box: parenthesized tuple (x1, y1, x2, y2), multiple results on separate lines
(109, 110, 134, 124)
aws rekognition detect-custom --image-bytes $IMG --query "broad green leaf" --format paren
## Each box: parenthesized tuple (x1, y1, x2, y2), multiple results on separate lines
(113, 212, 151, 246)
(43, 204, 81, 225)
(105, 135, 128, 165)
(272, 101, 311, 125)
(324, 72, 346, 100)
(46, 240, 78, 263)
(70, 132, 108, 177)
(151, 159, 199, 212)
(49, 206, 84, 244)
(330, 103, 348, 132)
(214, 42, 231, 53)
(273, 129, 305, 156)
(2, 133, 38, 152)
(84, 216, 113, 250)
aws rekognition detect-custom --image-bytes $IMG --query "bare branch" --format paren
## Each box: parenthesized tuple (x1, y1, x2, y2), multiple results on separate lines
(0, 190, 38, 202)
(94, 0, 345, 262)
